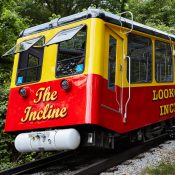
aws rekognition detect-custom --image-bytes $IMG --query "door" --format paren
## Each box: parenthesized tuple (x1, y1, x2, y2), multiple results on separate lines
(101, 27, 124, 114)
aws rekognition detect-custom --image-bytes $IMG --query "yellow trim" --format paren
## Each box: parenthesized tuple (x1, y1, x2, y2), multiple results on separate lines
(10, 18, 175, 89)
(11, 19, 92, 87)
(103, 26, 125, 87)
(11, 54, 19, 87)
(173, 45, 175, 81)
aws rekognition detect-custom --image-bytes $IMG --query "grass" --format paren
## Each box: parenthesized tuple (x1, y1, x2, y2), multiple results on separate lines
(142, 163, 175, 175)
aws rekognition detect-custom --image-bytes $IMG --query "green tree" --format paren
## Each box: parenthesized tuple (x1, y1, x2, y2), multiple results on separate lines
(0, 0, 29, 57)
(16, 0, 52, 25)
(0, 0, 29, 169)
(16, 0, 128, 25)
(128, 0, 175, 32)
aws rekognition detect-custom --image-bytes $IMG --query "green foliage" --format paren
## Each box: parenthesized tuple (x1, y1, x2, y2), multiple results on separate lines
(0, 0, 30, 57)
(17, 0, 128, 23)
(49, 14, 61, 21)
(128, 0, 175, 32)
(0, 65, 16, 169)
(16, 0, 52, 25)
(0, 0, 30, 170)
(0, 1, 30, 162)
(143, 163, 175, 175)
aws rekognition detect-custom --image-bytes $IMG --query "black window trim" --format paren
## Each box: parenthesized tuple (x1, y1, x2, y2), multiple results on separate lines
(155, 40, 173, 83)
(55, 24, 87, 79)
(108, 34, 117, 90)
(127, 33, 153, 84)
(15, 38, 45, 86)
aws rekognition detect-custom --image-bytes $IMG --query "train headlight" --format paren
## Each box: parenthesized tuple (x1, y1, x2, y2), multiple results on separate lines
(60, 80, 71, 91)
(19, 87, 30, 97)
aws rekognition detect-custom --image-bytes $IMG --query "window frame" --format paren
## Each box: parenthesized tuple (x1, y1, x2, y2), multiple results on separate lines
(127, 33, 153, 84)
(108, 35, 117, 90)
(15, 41, 44, 86)
(155, 40, 173, 83)
(55, 24, 87, 78)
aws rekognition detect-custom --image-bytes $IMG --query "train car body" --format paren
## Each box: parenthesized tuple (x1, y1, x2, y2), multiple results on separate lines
(4, 9, 175, 152)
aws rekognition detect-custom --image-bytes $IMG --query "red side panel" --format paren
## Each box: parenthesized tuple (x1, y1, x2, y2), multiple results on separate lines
(5, 73, 175, 134)
(5, 75, 88, 132)
(99, 80, 175, 133)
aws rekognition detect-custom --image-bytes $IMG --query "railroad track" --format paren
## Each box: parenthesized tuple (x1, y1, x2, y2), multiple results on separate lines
(0, 150, 78, 175)
(73, 135, 168, 175)
(0, 135, 168, 175)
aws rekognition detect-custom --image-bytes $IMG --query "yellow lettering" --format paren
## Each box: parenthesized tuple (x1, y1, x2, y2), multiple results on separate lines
(21, 86, 67, 123)
(159, 90, 164, 100)
(159, 103, 175, 116)
(48, 108, 57, 119)
(34, 87, 58, 103)
(36, 110, 43, 120)
(164, 89, 169, 99)
(153, 88, 175, 101)
(169, 89, 174, 98)
(29, 111, 37, 121)
(47, 105, 54, 119)
(43, 87, 51, 102)
(42, 104, 50, 119)
(55, 108, 61, 118)
(164, 105, 169, 115)
(152, 90, 158, 101)
(21, 105, 67, 122)
(34, 87, 45, 104)
(160, 105, 164, 116)
(60, 107, 67, 118)
(169, 104, 174, 114)
(21, 106, 32, 122)
(50, 91, 58, 101)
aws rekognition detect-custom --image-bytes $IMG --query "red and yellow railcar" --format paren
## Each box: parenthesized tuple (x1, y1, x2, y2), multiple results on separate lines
(3, 9, 175, 152)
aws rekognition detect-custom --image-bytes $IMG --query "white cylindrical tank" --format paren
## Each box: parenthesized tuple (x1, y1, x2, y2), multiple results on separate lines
(14, 128, 80, 152)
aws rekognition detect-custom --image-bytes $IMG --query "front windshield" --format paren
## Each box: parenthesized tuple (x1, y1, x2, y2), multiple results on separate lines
(56, 26, 87, 77)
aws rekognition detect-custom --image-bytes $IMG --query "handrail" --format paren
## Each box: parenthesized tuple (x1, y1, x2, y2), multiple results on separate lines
(115, 82, 121, 113)
(123, 56, 131, 123)
(118, 11, 134, 34)
(115, 52, 121, 113)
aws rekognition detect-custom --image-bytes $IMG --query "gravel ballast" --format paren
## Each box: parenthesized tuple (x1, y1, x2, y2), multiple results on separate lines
(101, 140, 175, 175)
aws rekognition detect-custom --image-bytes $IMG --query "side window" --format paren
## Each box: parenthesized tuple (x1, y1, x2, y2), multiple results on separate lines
(108, 36, 116, 89)
(28, 54, 39, 67)
(155, 41, 173, 82)
(56, 26, 87, 77)
(128, 33, 152, 83)
(16, 46, 44, 85)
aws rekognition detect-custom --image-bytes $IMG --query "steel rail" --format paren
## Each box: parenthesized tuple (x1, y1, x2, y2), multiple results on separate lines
(0, 134, 168, 175)
(0, 150, 77, 175)
(73, 135, 168, 175)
